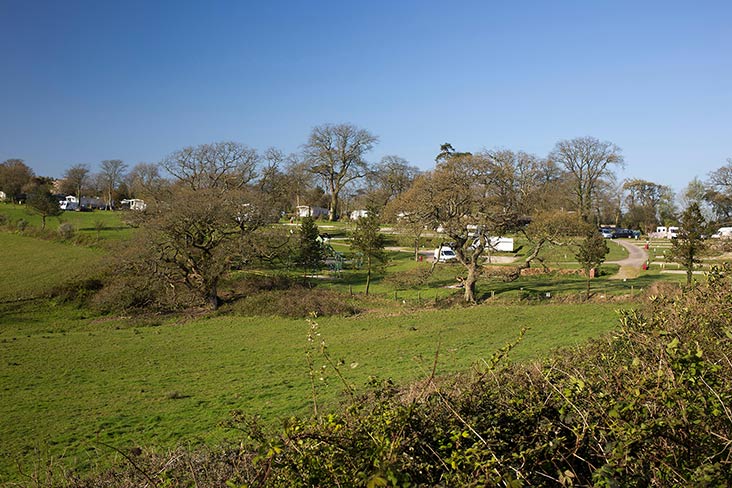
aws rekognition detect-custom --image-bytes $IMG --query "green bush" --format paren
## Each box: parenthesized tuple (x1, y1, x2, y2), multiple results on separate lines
(50, 278, 104, 304)
(227, 286, 359, 318)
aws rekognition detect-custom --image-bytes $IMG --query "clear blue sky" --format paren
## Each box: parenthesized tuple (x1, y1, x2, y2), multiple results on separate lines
(1, 0, 730, 192)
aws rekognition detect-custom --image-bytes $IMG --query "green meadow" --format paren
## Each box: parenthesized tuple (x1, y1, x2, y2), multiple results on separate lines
(0, 299, 624, 480)
(0, 205, 667, 481)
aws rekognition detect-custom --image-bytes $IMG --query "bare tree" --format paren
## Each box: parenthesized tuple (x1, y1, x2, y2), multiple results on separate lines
(130, 186, 278, 309)
(622, 179, 671, 233)
(257, 147, 305, 215)
(681, 177, 714, 222)
(161, 141, 259, 191)
(362, 155, 420, 210)
(60, 164, 91, 203)
(127, 162, 167, 200)
(550, 136, 624, 221)
(303, 123, 377, 221)
(99, 159, 128, 210)
(706, 158, 732, 222)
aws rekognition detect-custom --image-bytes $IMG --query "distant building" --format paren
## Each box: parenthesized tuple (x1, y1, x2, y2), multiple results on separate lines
(296, 205, 328, 218)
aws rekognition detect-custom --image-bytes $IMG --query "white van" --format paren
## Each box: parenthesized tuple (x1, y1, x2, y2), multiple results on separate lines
(434, 246, 458, 262)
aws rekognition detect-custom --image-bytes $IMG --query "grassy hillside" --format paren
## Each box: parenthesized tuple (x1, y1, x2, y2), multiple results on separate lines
(0, 203, 132, 240)
(0, 300, 624, 480)
(0, 233, 103, 301)
(0, 211, 667, 482)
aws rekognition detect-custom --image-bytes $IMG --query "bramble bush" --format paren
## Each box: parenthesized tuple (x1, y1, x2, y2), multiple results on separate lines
(52, 266, 732, 487)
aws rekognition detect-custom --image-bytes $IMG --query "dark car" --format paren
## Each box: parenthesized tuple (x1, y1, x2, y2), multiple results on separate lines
(612, 228, 634, 239)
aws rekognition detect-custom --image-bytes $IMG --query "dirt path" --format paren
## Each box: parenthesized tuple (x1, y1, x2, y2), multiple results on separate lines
(607, 239, 648, 279)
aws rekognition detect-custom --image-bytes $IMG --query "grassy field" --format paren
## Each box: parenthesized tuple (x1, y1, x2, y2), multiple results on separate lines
(0, 233, 104, 302)
(0, 213, 671, 481)
(0, 203, 132, 240)
(0, 299, 626, 480)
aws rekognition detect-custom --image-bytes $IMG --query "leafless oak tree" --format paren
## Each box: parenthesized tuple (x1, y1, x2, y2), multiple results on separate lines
(99, 159, 128, 209)
(127, 162, 167, 200)
(60, 164, 91, 203)
(550, 136, 624, 221)
(393, 153, 522, 303)
(303, 123, 377, 221)
(161, 141, 259, 191)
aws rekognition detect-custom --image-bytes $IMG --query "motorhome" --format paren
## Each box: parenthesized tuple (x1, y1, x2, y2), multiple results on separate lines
(654, 226, 679, 239)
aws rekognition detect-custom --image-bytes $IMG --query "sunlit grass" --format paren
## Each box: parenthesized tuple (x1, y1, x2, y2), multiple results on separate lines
(0, 299, 625, 479)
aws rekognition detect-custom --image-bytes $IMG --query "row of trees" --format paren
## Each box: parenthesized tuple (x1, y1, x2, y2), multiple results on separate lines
(4, 131, 731, 232)
(3, 125, 731, 306)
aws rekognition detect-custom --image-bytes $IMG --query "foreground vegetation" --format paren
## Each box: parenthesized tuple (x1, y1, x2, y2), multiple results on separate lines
(52, 267, 732, 487)
(1, 297, 622, 482)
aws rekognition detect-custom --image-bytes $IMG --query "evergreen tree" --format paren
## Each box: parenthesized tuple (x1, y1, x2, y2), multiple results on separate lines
(298, 216, 324, 274)
(27, 188, 62, 230)
(668, 203, 707, 286)
(350, 211, 387, 295)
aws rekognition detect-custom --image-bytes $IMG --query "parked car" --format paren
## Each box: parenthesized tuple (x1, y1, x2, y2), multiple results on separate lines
(612, 228, 634, 239)
(434, 246, 458, 262)
(600, 228, 614, 239)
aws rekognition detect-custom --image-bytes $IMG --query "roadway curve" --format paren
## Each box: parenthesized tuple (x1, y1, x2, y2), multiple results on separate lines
(607, 239, 649, 279)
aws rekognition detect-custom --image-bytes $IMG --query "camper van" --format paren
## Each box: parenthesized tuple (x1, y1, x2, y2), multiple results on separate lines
(654, 226, 679, 239)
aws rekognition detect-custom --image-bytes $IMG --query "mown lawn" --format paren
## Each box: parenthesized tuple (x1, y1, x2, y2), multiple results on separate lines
(0, 299, 626, 481)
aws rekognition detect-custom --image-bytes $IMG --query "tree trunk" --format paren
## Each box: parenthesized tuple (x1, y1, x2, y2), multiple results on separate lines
(329, 191, 339, 221)
(463, 263, 477, 303)
(414, 237, 420, 262)
(207, 283, 220, 310)
(365, 256, 372, 295)
(686, 268, 693, 286)
(41, 215, 46, 230)
(586, 277, 591, 300)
